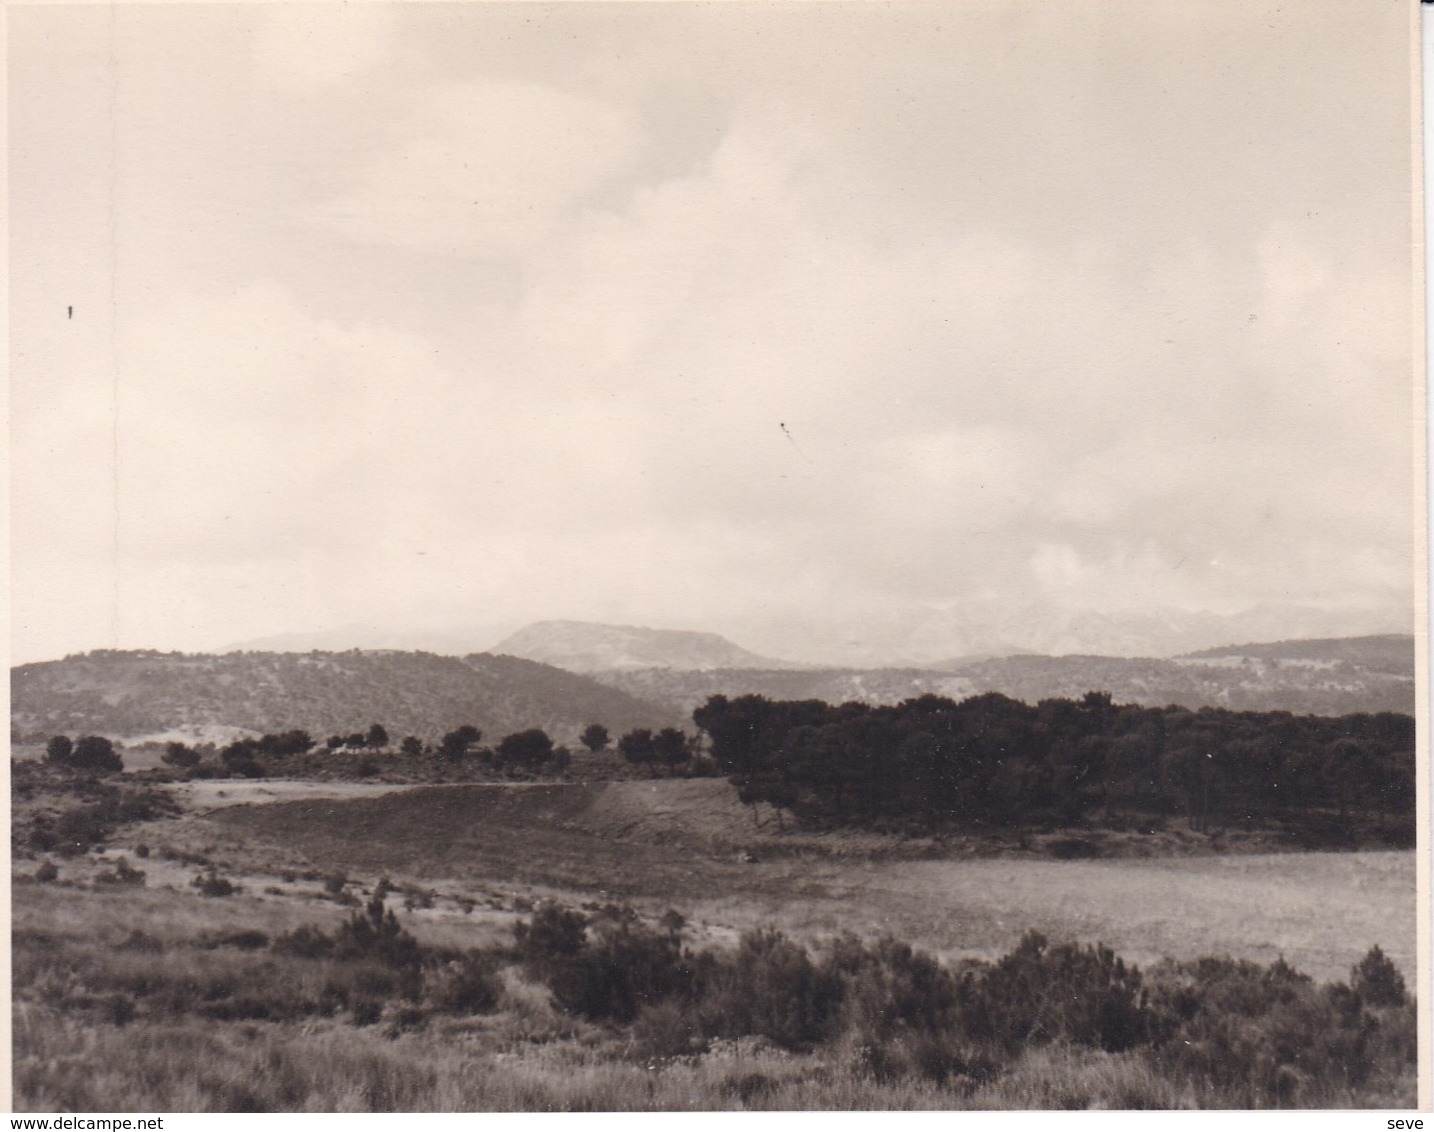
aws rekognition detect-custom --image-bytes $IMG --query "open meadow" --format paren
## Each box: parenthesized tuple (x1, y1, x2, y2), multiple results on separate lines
(11, 771, 1421, 1110)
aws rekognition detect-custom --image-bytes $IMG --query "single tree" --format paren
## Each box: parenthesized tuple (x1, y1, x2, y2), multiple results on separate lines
(439, 725, 483, 762)
(366, 723, 390, 750)
(162, 741, 201, 769)
(497, 729, 555, 771)
(71, 735, 123, 773)
(580, 723, 611, 753)
(618, 729, 656, 777)
(654, 728, 690, 775)
(400, 735, 424, 758)
(45, 735, 74, 766)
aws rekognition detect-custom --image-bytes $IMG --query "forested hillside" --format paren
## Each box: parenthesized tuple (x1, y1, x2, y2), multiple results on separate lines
(10, 650, 682, 746)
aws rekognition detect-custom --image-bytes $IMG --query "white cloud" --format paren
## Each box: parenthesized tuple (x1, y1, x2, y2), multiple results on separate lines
(9, 3, 1416, 661)
(327, 80, 640, 256)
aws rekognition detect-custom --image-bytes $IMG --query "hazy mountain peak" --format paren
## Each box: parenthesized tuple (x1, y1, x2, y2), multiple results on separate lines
(490, 620, 807, 673)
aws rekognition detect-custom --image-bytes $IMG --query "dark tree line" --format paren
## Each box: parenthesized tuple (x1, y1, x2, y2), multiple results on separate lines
(692, 691, 1416, 843)
(151, 721, 575, 780)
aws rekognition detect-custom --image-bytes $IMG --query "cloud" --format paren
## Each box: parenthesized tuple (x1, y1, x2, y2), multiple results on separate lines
(327, 80, 640, 256)
(9, 3, 1415, 661)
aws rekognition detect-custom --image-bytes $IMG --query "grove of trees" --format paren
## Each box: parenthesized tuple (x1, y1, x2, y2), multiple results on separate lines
(692, 691, 1416, 845)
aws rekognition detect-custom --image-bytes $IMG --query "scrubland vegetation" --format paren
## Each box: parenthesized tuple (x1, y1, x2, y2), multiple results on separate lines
(11, 679, 1422, 1111)
(13, 874, 1417, 1111)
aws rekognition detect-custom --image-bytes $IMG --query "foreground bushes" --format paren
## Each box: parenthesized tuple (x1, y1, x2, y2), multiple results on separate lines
(12, 885, 1415, 1110)
(512, 902, 1415, 1108)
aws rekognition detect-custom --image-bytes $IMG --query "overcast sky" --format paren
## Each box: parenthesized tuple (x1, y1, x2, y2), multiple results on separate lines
(10, 1, 1419, 665)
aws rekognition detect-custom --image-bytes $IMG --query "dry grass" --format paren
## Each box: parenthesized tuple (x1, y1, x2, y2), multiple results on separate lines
(197, 782, 1417, 984)
(12, 774, 1420, 1111)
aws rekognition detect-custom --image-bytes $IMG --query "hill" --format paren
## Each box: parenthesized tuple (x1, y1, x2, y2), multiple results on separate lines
(490, 620, 805, 672)
(591, 635, 1417, 716)
(10, 649, 682, 747)
(594, 667, 980, 713)
(1180, 633, 1415, 671)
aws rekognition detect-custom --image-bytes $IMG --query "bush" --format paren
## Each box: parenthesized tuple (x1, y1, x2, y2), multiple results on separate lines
(272, 925, 335, 959)
(95, 856, 146, 886)
(516, 904, 588, 976)
(961, 931, 1149, 1053)
(516, 903, 690, 1024)
(821, 933, 959, 1043)
(697, 927, 836, 1049)
(1141, 953, 1396, 1105)
(51, 806, 115, 856)
(68, 735, 124, 773)
(162, 742, 201, 769)
(336, 897, 423, 999)
(1351, 946, 1406, 1007)
(632, 999, 705, 1059)
(193, 869, 238, 897)
(427, 951, 502, 1015)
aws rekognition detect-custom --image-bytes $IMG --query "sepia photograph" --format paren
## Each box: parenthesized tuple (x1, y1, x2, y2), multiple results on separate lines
(8, 0, 1428, 1113)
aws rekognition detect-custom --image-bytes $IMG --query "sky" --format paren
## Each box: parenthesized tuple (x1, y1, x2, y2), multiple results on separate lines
(9, 0, 1421, 666)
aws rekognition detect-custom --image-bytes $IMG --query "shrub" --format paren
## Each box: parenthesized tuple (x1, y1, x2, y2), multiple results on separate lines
(632, 999, 705, 1059)
(516, 904, 588, 975)
(427, 951, 502, 1015)
(273, 926, 334, 958)
(63, 735, 123, 773)
(336, 896, 423, 999)
(516, 903, 690, 1025)
(95, 856, 146, 886)
(51, 806, 114, 856)
(1141, 952, 1396, 1105)
(1351, 946, 1406, 1007)
(962, 931, 1149, 1053)
(821, 933, 959, 1043)
(193, 869, 238, 897)
(161, 742, 201, 769)
(697, 927, 837, 1049)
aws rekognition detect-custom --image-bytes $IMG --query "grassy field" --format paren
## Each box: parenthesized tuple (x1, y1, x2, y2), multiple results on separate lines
(11, 773, 1421, 1110)
(189, 780, 1415, 982)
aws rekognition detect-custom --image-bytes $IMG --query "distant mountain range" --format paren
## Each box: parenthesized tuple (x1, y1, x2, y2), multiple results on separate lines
(489, 620, 806, 672)
(12, 631, 1414, 750)
(217, 600, 1412, 669)
(10, 650, 682, 747)
(589, 634, 1417, 718)
(721, 602, 1414, 668)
